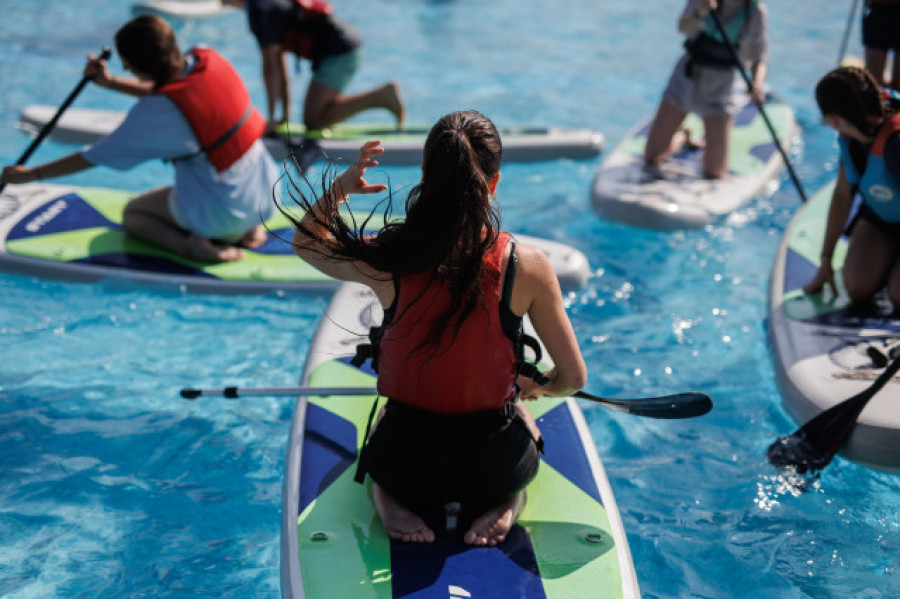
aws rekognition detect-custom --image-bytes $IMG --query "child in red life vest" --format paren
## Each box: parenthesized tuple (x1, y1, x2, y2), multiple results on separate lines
(283, 111, 588, 546)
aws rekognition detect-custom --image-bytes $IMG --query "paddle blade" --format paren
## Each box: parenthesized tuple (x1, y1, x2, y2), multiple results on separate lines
(576, 391, 712, 419)
(768, 354, 900, 473)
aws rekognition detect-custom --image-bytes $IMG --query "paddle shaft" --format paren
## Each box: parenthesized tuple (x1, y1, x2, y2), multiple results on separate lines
(0, 46, 111, 195)
(181, 385, 377, 399)
(837, 0, 861, 67)
(707, 11, 808, 203)
(800, 352, 900, 442)
(181, 384, 712, 419)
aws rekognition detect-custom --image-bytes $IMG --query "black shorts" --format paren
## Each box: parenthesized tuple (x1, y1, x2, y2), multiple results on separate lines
(853, 202, 900, 236)
(362, 399, 540, 529)
(863, 3, 900, 51)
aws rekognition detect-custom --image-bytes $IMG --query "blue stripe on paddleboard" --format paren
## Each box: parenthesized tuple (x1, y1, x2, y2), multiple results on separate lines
(248, 227, 295, 255)
(7, 193, 118, 240)
(73, 253, 211, 276)
(299, 402, 358, 516)
(749, 140, 776, 164)
(783, 247, 817, 293)
(390, 525, 546, 598)
(539, 403, 603, 505)
(733, 100, 758, 127)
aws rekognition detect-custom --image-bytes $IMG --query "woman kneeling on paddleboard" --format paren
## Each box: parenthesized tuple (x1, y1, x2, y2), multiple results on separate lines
(285, 110, 587, 546)
(804, 66, 900, 311)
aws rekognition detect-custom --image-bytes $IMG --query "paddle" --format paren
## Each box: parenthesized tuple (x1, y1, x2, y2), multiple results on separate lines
(767, 353, 900, 473)
(0, 46, 111, 195)
(837, 0, 861, 68)
(707, 10, 808, 203)
(180, 384, 713, 419)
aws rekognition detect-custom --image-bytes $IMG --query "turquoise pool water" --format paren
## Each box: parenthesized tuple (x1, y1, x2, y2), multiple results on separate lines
(1, 0, 897, 597)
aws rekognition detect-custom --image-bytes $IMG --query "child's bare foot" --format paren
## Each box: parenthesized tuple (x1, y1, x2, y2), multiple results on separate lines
(373, 484, 435, 543)
(186, 234, 244, 263)
(381, 81, 406, 130)
(239, 225, 268, 250)
(463, 491, 526, 547)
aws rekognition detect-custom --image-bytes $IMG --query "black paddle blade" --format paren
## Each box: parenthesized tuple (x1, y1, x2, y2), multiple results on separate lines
(768, 354, 900, 473)
(576, 391, 713, 419)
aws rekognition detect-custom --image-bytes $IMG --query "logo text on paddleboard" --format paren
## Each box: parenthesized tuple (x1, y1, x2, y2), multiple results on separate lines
(26, 199, 67, 233)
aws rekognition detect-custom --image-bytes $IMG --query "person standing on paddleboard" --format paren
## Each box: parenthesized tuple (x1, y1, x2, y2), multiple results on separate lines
(643, 0, 768, 179)
(804, 66, 900, 311)
(223, 0, 405, 133)
(283, 110, 587, 546)
(862, 0, 900, 91)
(0, 15, 279, 263)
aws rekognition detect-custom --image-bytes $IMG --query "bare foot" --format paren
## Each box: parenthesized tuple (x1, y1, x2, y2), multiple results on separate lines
(463, 490, 526, 547)
(239, 225, 268, 250)
(186, 234, 244, 263)
(373, 484, 435, 543)
(381, 81, 406, 130)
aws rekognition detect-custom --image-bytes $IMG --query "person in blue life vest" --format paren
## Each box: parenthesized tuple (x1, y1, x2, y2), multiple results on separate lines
(862, 0, 900, 91)
(803, 66, 900, 312)
(222, 0, 405, 133)
(283, 110, 587, 545)
(643, 0, 768, 179)
(0, 15, 279, 263)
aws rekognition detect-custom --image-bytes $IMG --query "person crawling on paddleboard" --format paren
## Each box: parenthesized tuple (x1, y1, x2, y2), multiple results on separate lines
(0, 15, 278, 263)
(803, 66, 900, 312)
(222, 0, 406, 133)
(283, 110, 587, 545)
(643, 0, 768, 179)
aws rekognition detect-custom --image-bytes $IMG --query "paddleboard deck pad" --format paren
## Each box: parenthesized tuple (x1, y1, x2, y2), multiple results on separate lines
(281, 282, 639, 598)
(0, 183, 591, 293)
(591, 94, 795, 229)
(17, 105, 604, 165)
(768, 181, 900, 472)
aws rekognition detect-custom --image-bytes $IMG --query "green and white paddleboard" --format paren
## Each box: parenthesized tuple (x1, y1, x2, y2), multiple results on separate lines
(768, 181, 900, 472)
(0, 183, 591, 294)
(591, 94, 795, 230)
(281, 282, 639, 598)
(17, 105, 604, 165)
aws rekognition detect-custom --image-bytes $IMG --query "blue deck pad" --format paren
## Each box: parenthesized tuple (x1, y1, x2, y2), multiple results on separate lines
(538, 403, 603, 505)
(390, 525, 546, 598)
(298, 402, 359, 516)
(7, 193, 118, 240)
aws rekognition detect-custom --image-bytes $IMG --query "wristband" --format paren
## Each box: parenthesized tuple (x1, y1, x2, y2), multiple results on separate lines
(34, 167, 42, 181)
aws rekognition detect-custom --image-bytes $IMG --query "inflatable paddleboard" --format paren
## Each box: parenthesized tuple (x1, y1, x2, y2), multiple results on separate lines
(0, 183, 591, 294)
(131, 0, 236, 19)
(281, 281, 639, 598)
(17, 105, 605, 165)
(768, 181, 900, 473)
(591, 94, 795, 230)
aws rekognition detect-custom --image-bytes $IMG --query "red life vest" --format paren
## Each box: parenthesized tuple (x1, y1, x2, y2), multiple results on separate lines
(376, 232, 518, 414)
(158, 48, 265, 172)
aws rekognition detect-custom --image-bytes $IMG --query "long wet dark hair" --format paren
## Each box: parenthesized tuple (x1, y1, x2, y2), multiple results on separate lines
(284, 110, 504, 350)
(815, 66, 900, 137)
